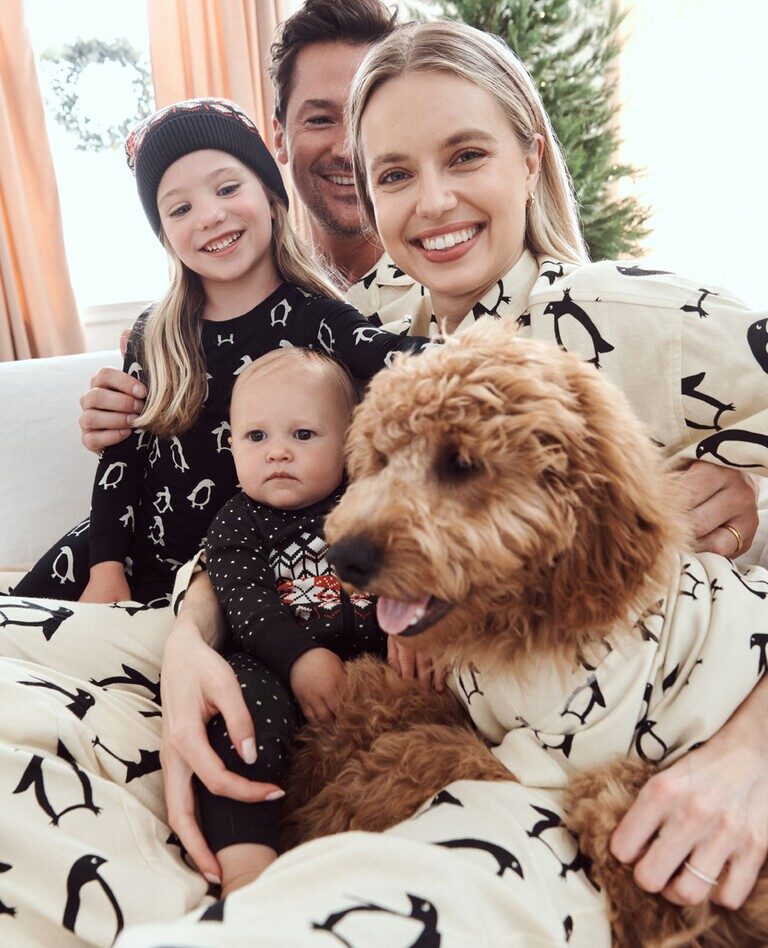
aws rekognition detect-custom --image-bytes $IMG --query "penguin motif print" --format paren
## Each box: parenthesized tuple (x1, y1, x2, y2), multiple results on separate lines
(234, 355, 253, 376)
(169, 437, 189, 473)
(311, 893, 441, 947)
(317, 318, 335, 355)
(270, 298, 292, 327)
(153, 488, 172, 514)
(51, 546, 75, 585)
(0, 600, 73, 640)
(352, 324, 385, 345)
(0, 863, 15, 918)
(212, 421, 231, 453)
(148, 516, 165, 547)
(681, 372, 735, 431)
(542, 289, 615, 369)
(98, 462, 127, 490)
(187, 479, 215, 510)
(747, 318, 768, 373)
(62, 854, 123, 940)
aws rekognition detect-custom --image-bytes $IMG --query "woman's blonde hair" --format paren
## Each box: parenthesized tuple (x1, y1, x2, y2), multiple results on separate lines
(348, 20, 589, 268)
(134, 188, 344, 438)
(231, 347, 359, 425)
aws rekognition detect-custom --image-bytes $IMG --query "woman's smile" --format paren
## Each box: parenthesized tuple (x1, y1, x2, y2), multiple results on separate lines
(410, 221, 485, 263)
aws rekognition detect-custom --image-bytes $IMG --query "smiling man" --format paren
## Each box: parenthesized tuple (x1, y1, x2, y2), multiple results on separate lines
(268, 0, 423, 324)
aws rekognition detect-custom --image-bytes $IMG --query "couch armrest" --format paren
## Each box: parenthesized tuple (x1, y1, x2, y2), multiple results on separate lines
(0, 350, 122, 568)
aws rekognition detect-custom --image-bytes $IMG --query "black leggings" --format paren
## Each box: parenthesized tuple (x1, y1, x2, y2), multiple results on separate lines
(14, 519, 173, 603)
(197, 653, 300, 854)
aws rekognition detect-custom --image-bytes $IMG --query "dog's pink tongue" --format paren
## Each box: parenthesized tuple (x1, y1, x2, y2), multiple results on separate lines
(377, 596, 430, 635)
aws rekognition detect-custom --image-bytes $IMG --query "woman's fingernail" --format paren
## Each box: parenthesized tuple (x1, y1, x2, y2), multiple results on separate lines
(265, 789, 285, 801)
(132, 385, 145, 397)
(204, 872, 221, 886)
(241, 738, 257, 764)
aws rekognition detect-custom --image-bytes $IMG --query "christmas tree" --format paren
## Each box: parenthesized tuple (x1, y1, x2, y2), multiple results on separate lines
(432, 0, 649, 261)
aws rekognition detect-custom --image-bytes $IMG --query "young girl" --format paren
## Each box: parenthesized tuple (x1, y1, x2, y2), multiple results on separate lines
(16, 98, 427, 604)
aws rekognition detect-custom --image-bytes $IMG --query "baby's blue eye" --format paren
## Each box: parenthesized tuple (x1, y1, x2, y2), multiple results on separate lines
(219, 183, 240, 196)
(294, 429, 314, 441)
(248, 430, 266, 442)
(168, 203, 190, 218)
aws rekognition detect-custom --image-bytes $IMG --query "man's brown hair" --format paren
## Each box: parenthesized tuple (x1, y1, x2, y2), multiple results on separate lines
(269, 0, 398, 123)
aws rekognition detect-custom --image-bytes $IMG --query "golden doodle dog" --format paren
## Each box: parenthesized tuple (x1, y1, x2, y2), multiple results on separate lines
(282, 319, 768, 947)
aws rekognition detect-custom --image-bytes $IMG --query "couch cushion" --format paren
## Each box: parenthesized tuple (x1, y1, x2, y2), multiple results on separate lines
(0, 350, 121, 568)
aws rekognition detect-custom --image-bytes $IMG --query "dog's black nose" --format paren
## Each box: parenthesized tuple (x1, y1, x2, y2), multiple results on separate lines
(327, 536, 380, 586)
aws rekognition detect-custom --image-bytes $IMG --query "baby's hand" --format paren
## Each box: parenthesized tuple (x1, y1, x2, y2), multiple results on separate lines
(289, 648, 345, 723)
(80, 562, 132, 603)
(387, 635, 448, 693)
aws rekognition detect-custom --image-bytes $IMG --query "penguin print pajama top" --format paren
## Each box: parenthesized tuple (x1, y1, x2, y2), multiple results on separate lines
(53, 283, 424, 601)
(90, 283, 428, 593)
(385, 248, 768, 475)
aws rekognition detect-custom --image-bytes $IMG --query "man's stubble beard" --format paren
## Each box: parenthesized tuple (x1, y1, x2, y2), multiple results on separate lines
(305, 182, 367, 241)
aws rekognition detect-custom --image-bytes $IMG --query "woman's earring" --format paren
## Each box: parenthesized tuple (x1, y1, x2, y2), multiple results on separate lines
(526, 192, 536, 209)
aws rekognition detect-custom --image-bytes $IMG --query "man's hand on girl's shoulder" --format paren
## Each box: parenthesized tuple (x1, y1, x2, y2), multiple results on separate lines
(79, 366, 147, 453)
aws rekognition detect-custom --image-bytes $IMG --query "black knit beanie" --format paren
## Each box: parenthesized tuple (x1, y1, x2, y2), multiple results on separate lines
(125, 97, 289, 238)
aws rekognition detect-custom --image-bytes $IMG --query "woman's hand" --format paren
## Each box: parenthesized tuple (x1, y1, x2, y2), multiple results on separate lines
(387, 635, 448, 693)
(289, 648, 345, 722)
(79, 562, 132, 603)
(611, 677, 768, 908)
(682, 461, 758, 557)
(161, 573, 282, 883)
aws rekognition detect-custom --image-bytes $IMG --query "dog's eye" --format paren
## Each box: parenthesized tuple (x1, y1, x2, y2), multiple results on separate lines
(438, 450, 481, 480)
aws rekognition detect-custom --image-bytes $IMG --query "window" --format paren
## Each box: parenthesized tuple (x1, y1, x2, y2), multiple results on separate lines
(25, 1, 168, 320)
(618, 0, 767, 307)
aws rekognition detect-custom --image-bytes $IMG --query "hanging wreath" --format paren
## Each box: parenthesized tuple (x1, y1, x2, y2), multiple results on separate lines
(41, 38, 153, 152)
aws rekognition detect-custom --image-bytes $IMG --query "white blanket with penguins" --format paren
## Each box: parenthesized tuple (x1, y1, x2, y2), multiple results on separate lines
(2, 553, 768, 947)
(0, 563, 611, 948)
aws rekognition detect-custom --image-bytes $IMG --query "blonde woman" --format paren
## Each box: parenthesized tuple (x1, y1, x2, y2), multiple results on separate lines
(16, 98, 426, 605)
(347, 16, 768, 922)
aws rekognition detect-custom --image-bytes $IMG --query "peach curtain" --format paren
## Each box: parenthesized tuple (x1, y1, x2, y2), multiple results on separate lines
(0, 1, 84, 361)
(147, 0, 290, 152)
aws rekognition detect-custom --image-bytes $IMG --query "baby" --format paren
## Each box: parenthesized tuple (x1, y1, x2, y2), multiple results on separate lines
(202, 348, 386, 895)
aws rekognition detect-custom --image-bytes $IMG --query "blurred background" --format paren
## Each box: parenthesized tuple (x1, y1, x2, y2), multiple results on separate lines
(6, 0, 768, 358)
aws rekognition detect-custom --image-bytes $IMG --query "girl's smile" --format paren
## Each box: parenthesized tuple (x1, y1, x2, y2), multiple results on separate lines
(201, 230, 244, 254)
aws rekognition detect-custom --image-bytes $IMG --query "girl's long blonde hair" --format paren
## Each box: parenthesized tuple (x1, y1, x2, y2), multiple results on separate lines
(134, 188, 343, 438)
(348, 20, 589, 268)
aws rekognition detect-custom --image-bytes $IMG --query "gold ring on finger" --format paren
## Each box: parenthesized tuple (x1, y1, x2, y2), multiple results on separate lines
(723, 523, 743, 557)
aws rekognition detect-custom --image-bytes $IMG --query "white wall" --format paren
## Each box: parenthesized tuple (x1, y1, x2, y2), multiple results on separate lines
(618, 0, 768, 307)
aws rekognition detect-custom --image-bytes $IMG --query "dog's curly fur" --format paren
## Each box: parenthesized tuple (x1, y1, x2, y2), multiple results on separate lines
(283, 319, 767, 945)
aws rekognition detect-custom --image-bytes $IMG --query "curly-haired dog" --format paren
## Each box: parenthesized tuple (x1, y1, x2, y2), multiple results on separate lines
(283, 319, 768, 946)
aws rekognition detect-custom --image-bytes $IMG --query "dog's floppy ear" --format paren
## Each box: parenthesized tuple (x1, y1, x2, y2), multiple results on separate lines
(546, 359, 689, 637)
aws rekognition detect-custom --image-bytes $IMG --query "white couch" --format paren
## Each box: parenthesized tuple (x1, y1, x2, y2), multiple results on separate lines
(0, 349, 122, 569)
(1, 350, 767, 574)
